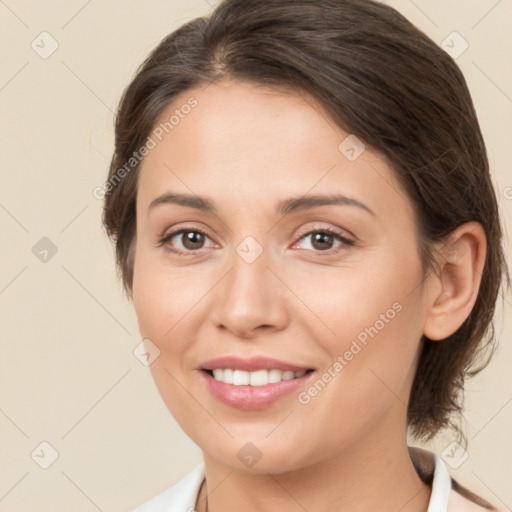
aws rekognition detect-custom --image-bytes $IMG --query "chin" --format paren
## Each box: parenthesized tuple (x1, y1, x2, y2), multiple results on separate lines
(198, 434, 313, 475)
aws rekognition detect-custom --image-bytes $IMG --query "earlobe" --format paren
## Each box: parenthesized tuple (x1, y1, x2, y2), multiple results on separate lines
(423, 222, 487, 341)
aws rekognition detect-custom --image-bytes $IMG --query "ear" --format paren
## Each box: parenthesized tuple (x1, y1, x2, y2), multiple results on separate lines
(423, 222, 487, 341)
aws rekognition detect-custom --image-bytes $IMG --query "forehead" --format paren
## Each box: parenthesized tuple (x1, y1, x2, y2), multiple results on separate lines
(149, 80, 340, 161)
(137, 80, 409, 222)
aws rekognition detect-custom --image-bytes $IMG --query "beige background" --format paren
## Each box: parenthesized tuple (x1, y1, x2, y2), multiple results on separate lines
(0, 0, 511, 510)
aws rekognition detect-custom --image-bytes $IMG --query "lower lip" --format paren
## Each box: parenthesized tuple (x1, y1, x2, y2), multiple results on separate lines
(200, 370, 315, 410)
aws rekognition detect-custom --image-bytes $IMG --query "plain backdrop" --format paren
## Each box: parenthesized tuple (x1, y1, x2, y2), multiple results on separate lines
(1, 1, 511, 510)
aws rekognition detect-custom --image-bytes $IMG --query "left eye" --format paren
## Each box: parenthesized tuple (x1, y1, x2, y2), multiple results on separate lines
(293, 230, 354, 252)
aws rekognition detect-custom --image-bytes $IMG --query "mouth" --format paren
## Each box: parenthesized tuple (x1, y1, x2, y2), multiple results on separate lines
(202, 368, 315, 386)
(198, 355, 316, 409)
(198, 356, 316, 410)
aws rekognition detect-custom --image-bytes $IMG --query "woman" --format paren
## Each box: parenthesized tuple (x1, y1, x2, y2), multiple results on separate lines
(102, 0, 509, 510)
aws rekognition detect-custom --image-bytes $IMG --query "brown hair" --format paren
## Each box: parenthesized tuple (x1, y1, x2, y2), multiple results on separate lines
(102, 0, 510, 444)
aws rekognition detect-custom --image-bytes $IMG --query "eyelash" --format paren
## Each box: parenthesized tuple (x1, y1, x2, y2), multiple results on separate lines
(156, 226, 355, 256)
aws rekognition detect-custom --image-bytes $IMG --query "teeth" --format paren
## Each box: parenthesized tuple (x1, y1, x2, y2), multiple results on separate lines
(268, 368, 282, 383)
(222, 368, 233, 384)
(233, 369, 249, 385)
(249, 369, 267, 386)
(209, 368, 308, 386)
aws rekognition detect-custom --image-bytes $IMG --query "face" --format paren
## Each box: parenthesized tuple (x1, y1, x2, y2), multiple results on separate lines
(132, 79, 432, 473)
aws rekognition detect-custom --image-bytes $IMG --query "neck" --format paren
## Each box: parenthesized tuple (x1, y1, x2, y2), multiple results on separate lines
(196, 426, 431, 512)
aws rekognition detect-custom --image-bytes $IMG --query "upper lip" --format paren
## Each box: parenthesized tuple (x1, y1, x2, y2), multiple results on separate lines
(199, 356, 313, 373)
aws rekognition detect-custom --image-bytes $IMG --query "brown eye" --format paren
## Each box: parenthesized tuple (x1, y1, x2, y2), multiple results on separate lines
(295, 229, 354, 253)
(310, 232, 335, 251)
(159, 228, 214, 254)
(293, 228, 355, 256)
(180, 230, 206, 250)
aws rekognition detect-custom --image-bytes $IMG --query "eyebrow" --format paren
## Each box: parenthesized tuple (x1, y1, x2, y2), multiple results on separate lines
(147, 192, 376, 217)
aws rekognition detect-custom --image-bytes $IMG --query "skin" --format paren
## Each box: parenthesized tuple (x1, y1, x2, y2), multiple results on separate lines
(131, 79, 487, 512)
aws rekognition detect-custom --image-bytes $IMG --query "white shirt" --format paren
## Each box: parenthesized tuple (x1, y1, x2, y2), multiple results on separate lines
(132, 447, 492, 512)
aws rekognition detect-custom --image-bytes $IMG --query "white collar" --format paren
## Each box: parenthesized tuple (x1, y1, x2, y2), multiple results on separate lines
(132, 446, 453, 512)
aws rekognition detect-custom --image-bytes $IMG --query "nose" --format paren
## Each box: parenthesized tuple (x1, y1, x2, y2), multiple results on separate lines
(212, 245, 290, 339)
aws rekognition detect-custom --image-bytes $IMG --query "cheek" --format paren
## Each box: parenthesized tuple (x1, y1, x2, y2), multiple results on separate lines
(132, 250, 212, 341)
(132, 254, 209, 428)
(288, 248, 422, 343)
(292, 247, 425, 396)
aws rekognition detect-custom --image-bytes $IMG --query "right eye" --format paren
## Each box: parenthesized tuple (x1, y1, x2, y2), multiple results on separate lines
(158, 228, 216, 255)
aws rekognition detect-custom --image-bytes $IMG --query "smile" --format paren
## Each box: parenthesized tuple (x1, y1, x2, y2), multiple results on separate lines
(207, 368, 310, 386)
(200, 368, 315, 410)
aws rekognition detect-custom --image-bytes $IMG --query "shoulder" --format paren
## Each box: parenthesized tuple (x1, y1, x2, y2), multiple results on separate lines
(132, 462, 205, 512)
